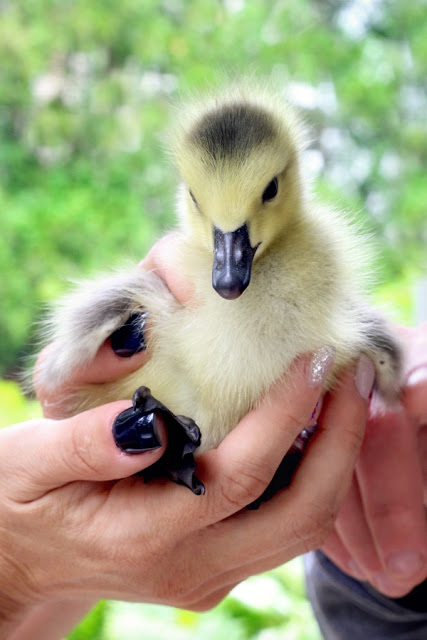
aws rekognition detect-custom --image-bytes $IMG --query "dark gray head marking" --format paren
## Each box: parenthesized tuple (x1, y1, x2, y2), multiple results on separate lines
(189, 102, 276, 161)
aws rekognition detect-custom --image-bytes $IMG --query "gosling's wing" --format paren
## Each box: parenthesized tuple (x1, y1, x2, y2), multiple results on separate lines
(358, 308, 402, 401)
(35, 268, 176, 395)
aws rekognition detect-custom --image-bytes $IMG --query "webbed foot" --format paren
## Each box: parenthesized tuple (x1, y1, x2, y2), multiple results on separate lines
(113, 386, 205, 496)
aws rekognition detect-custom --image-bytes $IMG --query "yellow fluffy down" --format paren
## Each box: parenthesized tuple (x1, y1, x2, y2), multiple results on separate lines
(36, 83, 401, 451)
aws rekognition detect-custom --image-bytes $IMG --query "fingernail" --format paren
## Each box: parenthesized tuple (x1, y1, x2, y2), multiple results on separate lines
(113, 407, 162, 453)
(354, 354, 376, 399)
(386, 550, 424, 578)
(306, 346, 336, 387)
(110, 312, 147, 357)
(406, 366, 427, 388)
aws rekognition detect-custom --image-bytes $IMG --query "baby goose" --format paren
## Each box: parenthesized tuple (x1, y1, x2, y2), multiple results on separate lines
(36, 84, 401, 500)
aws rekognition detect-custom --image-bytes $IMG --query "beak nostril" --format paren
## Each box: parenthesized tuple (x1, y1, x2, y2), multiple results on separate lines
(234, 247, 243, 263)
(215, 247, 225, 266)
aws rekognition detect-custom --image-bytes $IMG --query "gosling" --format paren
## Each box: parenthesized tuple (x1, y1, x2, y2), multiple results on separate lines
(36, 84, 401, 496)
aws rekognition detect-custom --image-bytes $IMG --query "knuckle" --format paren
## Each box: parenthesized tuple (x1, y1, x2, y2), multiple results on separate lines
(289, 500, 337, 549)
(69, 423, 106, 479)
(220, 458, 274, 509)
(368, 501, 413, 525)
(283, 410, 312, 433)
(315, 512, 336, 546)
(309, 518, 335, 549)
(342, 422, 365, 455)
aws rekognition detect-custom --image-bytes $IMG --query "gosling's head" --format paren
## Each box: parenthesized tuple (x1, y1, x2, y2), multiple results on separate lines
(169, 86, 307, 300)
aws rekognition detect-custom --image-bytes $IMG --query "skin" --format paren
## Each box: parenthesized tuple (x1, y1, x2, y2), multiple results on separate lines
(322, 323, 427, 597)
(2, 351, 368, 639)
(1, 237, 371, 640)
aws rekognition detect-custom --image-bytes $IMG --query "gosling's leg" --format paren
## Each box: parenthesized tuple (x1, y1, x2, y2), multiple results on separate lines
(113, 386, 205, 496)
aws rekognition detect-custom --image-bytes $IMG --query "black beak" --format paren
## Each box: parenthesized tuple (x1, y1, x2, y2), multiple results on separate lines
(212, 224, 258, 300)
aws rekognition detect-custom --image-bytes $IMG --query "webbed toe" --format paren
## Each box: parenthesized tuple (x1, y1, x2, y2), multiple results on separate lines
(114, 386, 204, 496)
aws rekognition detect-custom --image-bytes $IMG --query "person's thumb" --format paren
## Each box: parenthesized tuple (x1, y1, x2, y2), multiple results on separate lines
(0, 401, 167, 501)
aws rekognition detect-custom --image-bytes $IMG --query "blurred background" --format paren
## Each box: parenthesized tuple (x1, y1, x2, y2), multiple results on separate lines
(0, 1, 425, 638)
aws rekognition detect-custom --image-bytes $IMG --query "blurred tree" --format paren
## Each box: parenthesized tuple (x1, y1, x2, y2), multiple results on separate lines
(0, 0, 425, 377)
(0, 4, 425, 638)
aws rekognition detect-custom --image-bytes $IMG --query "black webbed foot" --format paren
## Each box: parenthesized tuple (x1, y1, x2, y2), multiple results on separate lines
(114, 386, 205, 496)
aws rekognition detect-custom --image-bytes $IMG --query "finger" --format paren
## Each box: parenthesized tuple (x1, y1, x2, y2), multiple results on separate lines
(321, 529, 368, 581)
(398, 323, 427, 504)
(287, 360, 370, 515)
(196, 348, 337, 522)
(398, 324, 427, 372)
(402, 366, 427, 506)
(179, 366, 372, 600)
(332, 473, 382, 577)
(418, 425, 427, 505)
(403, 367, 427, 428)
(169, 362, 371, 590)
(403, 369, 427, 505)
(399, 323, 427, 424)
(35, 343, 149, 420)
(140, 233, 195, 307)
(132, 348, 336, 533)
(357, 408, 427, 596)
(36, 338, 148, 408)
(0, 402, 168, 501)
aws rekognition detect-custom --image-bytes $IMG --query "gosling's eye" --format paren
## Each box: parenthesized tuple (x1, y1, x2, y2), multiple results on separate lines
(262, 177, 278, 203)
(189, 190, 198, 208)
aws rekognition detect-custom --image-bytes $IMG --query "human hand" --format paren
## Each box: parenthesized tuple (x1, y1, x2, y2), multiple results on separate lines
(2, 351, 371, 636)
(321, 324, 427, 598)
(401, 323, 427, 505)
(2, 237, 372, 638)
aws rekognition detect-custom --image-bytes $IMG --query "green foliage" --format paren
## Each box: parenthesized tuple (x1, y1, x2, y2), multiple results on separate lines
(0, 0, 426, 377)
(67, 601, 109, 640)
(0, 379, 41, 427)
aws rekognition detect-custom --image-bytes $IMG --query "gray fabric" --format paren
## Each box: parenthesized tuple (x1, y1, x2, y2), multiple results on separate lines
(304, 551, 427, 640)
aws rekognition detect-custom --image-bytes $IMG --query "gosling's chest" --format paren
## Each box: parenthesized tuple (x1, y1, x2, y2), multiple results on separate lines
(175, 270, 316, 402)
